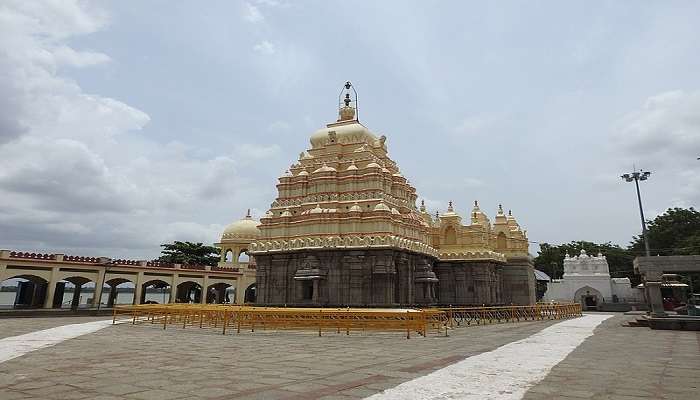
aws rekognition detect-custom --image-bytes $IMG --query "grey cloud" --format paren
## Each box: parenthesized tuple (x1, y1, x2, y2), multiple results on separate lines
(614, 90, 700, 167)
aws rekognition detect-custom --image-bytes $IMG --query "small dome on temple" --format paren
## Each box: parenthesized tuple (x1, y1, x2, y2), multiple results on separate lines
(366, 161, 381, 168)
(280, 208, 292, 217)
(310, 204, 323, 214)
(297, 169, 309, 176)
(374, 202, 391, 212)
(346, 161, 358, 171)
(221, 210, 261, 240)
(313, 162, 336, 173)
(391, 207, 401, 215)
(310, 123, 377, 149)
(349, 202, 362, 213)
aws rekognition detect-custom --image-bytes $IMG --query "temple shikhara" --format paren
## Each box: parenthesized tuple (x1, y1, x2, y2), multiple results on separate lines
(217, 82, 535, 307)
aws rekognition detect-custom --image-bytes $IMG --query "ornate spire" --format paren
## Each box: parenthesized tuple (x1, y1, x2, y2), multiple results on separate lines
(447, 201, 454, 212)
(419, 199, 426, 212)
(498, 204, 504, 214)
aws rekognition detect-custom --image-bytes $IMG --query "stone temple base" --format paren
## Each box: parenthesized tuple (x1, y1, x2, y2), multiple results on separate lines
(502, 257, 536, 306)
(433, 261, 505, 306)
(253, 249, 537, 307)
(253, 249, 439, 307)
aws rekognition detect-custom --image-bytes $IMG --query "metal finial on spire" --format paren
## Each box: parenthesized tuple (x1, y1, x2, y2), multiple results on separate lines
(337, 81, 358, 121)
(474, 200, 478, 207)
(246, 208, 251, 218)
(508, 209, 512, 216)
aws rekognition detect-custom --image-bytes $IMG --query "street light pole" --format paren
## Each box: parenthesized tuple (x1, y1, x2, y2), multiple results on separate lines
(621, 168, 651, 257)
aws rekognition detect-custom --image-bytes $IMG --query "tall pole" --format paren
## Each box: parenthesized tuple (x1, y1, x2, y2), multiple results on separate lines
(621, 168, 651, 257)
(633, 177, 651, 257)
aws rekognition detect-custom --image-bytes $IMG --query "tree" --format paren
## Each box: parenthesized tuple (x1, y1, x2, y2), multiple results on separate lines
(628, 207, 700, 291)
(159, 241, 220, 266)
(629, 207, 700, 256)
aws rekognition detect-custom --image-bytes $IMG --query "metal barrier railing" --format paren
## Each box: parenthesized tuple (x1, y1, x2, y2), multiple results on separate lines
(113, 302, 582, 339)
(439, 303, 583, 327)
(113, 305, 447, 339)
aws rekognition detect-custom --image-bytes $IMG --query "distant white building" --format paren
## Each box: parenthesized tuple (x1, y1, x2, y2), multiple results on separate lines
(544, 250, 643, 310)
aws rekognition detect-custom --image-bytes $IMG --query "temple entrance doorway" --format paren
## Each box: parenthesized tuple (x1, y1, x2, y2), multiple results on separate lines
(574, 286, 603, 311)
(244, 283, 256, 303)
(583, 294, 597, 310)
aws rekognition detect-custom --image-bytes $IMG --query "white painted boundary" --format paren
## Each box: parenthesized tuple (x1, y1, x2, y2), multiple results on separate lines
(0, 319, 119, 364)
(366, 314, 613, 400)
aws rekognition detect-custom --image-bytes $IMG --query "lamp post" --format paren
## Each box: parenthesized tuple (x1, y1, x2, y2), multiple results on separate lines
(621, 168, 651, 257)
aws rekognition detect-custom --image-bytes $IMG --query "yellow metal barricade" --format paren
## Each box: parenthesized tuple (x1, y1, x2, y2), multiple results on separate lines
(113, 302, 581, 339)
(439, 303, 582, 327)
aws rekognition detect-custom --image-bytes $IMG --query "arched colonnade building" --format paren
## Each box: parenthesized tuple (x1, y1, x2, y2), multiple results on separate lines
(0, 250, 256, 309)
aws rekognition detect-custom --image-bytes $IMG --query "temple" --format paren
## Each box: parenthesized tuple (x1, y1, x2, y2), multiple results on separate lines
(218, 82, 535, 307)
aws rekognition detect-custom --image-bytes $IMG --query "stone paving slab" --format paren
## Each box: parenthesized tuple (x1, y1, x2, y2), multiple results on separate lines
(0, 314, 697, 399)
(0, 316, 561, 399)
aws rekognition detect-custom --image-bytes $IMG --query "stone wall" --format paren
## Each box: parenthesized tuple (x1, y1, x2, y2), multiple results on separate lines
(501, 257, 536, 305)
(433, 261, 504, 305)
(254, 249, 438, 307)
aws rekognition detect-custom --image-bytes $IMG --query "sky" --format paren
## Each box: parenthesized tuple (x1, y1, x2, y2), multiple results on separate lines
(1, 0, 699, 260)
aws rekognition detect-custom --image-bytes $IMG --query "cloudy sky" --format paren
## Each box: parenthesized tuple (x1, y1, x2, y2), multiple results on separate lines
(1, 0, 698, 260)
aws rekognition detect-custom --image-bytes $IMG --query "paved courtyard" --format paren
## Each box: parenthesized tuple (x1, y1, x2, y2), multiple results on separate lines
(0, 313, 697, 399)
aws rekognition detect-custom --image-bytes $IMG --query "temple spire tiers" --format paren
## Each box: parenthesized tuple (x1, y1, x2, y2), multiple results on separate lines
(243, 82, 536, 307)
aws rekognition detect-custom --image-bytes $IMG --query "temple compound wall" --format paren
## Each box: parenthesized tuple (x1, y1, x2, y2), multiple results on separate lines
(220, 83, 536, 307)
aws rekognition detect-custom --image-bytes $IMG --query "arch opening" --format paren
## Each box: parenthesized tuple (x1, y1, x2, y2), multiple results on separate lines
(496, 232, 507, 250)
(176, 281, 202, 303)
(444, 226, 457, 245)
(574, 286, 603, 311)
(238, 249, 250, 263)
(139, 279, 171, 305)
(101, 278, 136, 308)
(225, 249, 234, 262)
(206, 282, 233, 304)
(54, 276, 95, 310)
(244, 283, 256, 303)
(0, 275, 48, 309)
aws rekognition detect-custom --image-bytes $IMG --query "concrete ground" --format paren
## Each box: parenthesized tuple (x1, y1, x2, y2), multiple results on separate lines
(0, 314, 697, 399)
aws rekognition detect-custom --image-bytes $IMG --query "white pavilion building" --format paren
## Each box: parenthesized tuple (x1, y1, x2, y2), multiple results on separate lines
(544, 249, 643, 310)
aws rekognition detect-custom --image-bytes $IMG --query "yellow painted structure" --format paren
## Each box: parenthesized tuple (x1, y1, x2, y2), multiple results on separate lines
(0, 250, 256, 308)
(113, 303, 582, 339)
